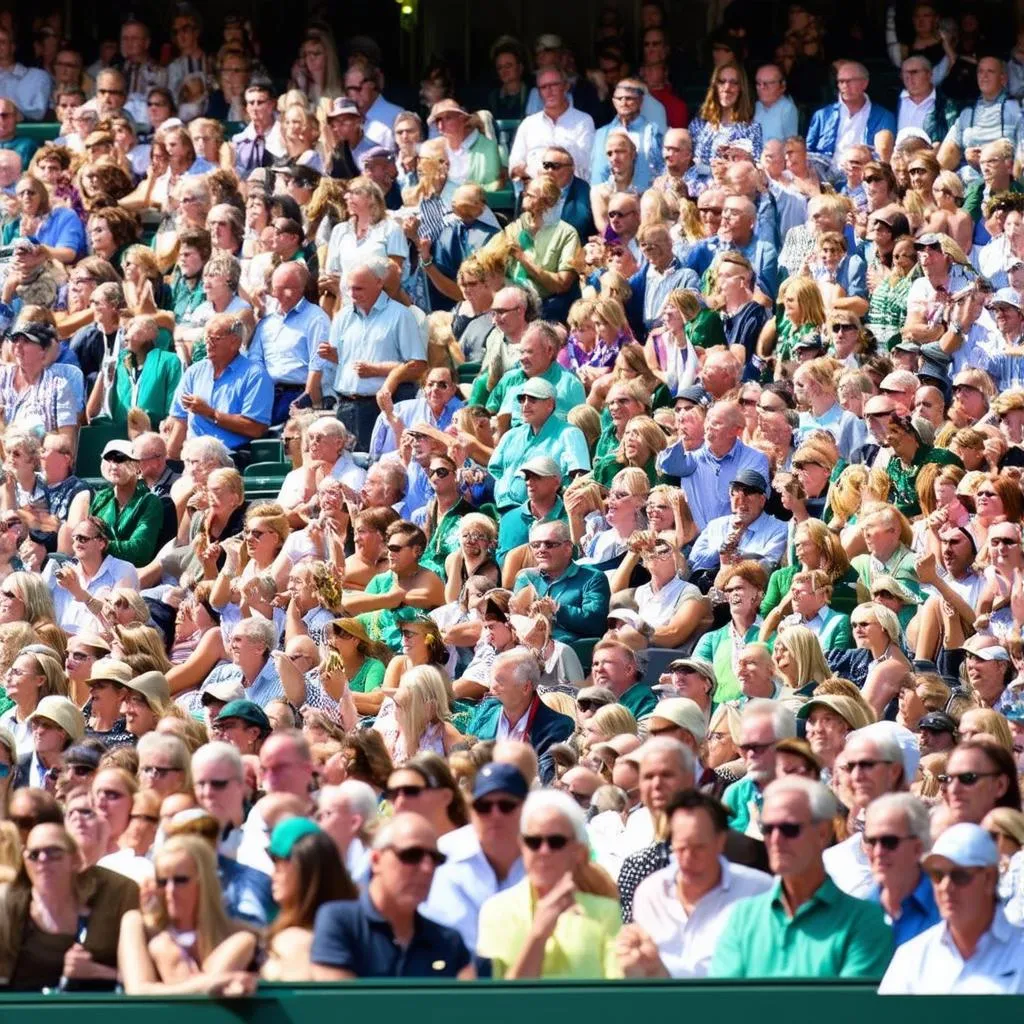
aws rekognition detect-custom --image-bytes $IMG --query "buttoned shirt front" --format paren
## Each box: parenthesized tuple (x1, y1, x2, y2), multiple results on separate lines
(0, 63, 52, 121)
(247, 297, 331, 387)
(509, 105, 596, 180)
(945, 90, 1024, 164)
(489, 414, 591, 508)
(897, 89, 936, 133)
(869, 872, 940, 948)
(879, 905, 1024, 993)
(632, 856, 773, 977)
(689, 511, 788, 574)
(833, 97, 873, 171)
(327, 292, 426, 396)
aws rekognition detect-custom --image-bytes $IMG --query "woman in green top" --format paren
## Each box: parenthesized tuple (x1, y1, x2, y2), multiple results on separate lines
(86, 314, 182, 428)
(755, 276, 825, 378)
(419, 453, 479, 581)
(693, 560, 768, 704)
(865, 234, 916, 350)
(322, 617, 389, 718)
(591, 414, 666, 488)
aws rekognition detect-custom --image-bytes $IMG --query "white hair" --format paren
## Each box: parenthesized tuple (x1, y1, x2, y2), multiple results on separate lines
(845, 727, 906, 787)
(192, 740, 243, 781)
(492, 647, 541, 689)
(357, 255, 391, 281)
(866, 793, 932, 848)
(637, 735, 695, 776)
(233, 615, 277, 652)
(137, 731, 189, 767)
(764, 776, 838, 822)
(322, 779, 379, 827)
(742, 698, 797, 740)
(520, 789, 588, 844)
(181, 436, 233, 467)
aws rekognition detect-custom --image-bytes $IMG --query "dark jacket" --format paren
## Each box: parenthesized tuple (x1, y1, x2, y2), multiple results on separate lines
(468, 695, 575, 784)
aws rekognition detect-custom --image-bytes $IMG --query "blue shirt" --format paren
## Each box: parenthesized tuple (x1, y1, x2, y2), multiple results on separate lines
(869, 872, 941, 948)
(657, 439, 771, 531)
(797, 402, 867, 461)
(37, 207, 87, 259)
(311, 890, 472, 977)
(170, 352, 273, 450)
(219, 855, 274, 926)
(369, 394, 465, 461)
(589, 115, 665, 190)
(686, 235, 780, 300)
(627, 258, 701, 334)
(247, 297, 331, 386)
(689, 510, 789, 573)
(328, 292, 426, 396)
(0, 64, 51, 121)
(755, 95, 799, 141)
(199, 659, 284, 709)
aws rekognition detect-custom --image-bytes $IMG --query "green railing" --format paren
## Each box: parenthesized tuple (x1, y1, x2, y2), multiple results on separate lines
(0, 979, 1011, 1019)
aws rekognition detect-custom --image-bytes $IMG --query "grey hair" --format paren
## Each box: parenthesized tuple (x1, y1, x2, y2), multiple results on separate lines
(492, 647, 542, 690)
(902, 54, 932, 72)
(322, 779, 379, 828)
(764, 776, 838, 822)
(838, 60, 870, 81)
(866, 793, 931, 848)
(524, 320, 562, 353)
(233, 615, 277, 652)
(637, 735, 695, 776)
(357, 254, 391, 281)
(742, 697, 797, 740)
(310, 415, 354, 450)
(181, 435, 233, 467)
(125, 314, 159, 342)
(192, 740, 243, 782)
(94, 281, 125, 309)
(521, 789, 588, 844)
(204, 251, 242, 291)
(137, 731, 189, 769)
(528, 518, 571, 543)
(368, 459, 408, 499)
(846, 727, 906, 787)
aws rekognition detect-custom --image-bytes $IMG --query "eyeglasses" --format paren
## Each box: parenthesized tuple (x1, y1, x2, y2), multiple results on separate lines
(522, 833, 571, 851)
(424, 380, 451, 389)
(65, 765, 95, 778)
(607, 210, 633, 219)
(831, 322, 858, 333)
(863, 175, 883, 184)
(25, 846, 68, 862)
(387, 543, 410, 553)
(576, 698, 607, 712)
(738, 741, 776, 756)
(926, 866, 980, 887)
(472, 797, 521, 815)
(428, 467, 451, 479)
(71, 533, 98, 543)
(387, 845, 446, 867)
(102, 452, 131, 464)
(140, 764, 182, 778)
(385, 784, 426, 800)
(529, 539, 564, 550)
(490, 306, 520, 316)
(541, 160, 571, 170)
(760, 821, 804, 839)
(155, 874, 195, 887)
(863, 833, 908, 851)
(938, 771, 1001, 786)
(845, 759, 892, 772)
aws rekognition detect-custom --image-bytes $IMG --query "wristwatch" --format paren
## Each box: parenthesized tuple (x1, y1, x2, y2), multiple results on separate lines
(949, 320, 962, 334)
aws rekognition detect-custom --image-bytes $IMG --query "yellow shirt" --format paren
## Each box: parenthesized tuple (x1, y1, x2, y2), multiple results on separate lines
(477, 879, 622, 979)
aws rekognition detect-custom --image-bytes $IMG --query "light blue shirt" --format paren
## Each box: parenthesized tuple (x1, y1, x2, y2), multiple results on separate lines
(327, 292, 426, 396)
(200, 659, 284, 709)
(640, 260, 701, 329)
(755, 95, 799, 141)
(369, 394, 465, 461)
(46, 362, 86, 418)
(797, 402, 867, 461)
(169, 352, 273, 450)
(526, 86, 667, 133)
(489, 413, 591, 508)
(689, 511, 788, 573)
(589, 115, 665, 190)
(398, 460, 430, 521)
(0, 64, 52, 121)
(422, 826, 525, 954)
(657, 440, 771, 531)
(247, 297, 331, 387)
(944, 91, 1024, 166)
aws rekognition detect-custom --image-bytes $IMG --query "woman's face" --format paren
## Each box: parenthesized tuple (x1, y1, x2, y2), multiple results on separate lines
(155, 848, 200, 926)
(346, 188, 372, 219)
(282, 109, 306, 142)
(645, 494, 673, 531)
(207, 475, 239, 515)
(521, 806, 581, 893)
(105, 594, 138, 626)
(592, 316, 618, 346)
(24, 824, 74, 889)
(974, 482, 1004, 518)
(16, 183, 40, 216)
(245, 517, 280, 561)
(246, 194, 269, 228)
(794, 459, 830, 497)
(944, 746, 1008, 824)
(605, 485, 643, 528)
(794, 533, 822, 569)
(303, 43, 326, 75)
(641, 542, 676, 582)
(203, 269, 231, 302)
(387, 767, 451, 821)
(88, 217, 114, 255)
(123, 257, 144, 285)
(725, 576, 760, 619)
(851, 615, 886, 651)
(715, 68, 741, 109)
(271, 850, 300, 906)
(400, 626, 428, 660)
(622, 427, 651, 465)
(6, 654, 42, 704)
(773, 642, 795, 679)
(354, 521, 384, 554)
(661, 302, 685, 333)
(92, 770, 132, 837)
(958, 709, 992, 743)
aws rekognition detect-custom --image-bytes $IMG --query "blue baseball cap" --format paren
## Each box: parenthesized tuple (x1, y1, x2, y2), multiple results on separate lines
(472, 763, 528, 801)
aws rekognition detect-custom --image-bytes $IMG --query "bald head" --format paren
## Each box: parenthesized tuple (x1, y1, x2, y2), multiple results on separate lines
(561, 766, 604, 801)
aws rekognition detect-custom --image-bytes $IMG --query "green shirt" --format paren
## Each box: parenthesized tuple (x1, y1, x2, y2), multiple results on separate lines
(111, 348, 183, 427)
(89, 481, 164, 567)
(348, 657, 386, 694)
(170, 271, 206, 321)
(693, 622, 761, 704)
(420, 497, 480, 579)
(591, 452, 660, 488)
(486, 361, 586, 424)
(497, 217, 580, 299)
(761, 565, 860, 618)
(686, 305, 727, 350)
(496, 496, 567, 563)
(617, 681, 658, 719)
(888, 444, 961, 518)
(721, 775, 761, 835)
(710, 876, 893, 979)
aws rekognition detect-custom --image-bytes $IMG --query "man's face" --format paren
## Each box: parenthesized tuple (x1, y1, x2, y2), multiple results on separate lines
(540, 149, 573, 187)
(518, 332, 552, 376)
(836, 64, 868, 105)
(912, 386, 944, 427)
(863, 398, 896, 442)
(755, 66, 785, 105)
(739, 715, 777, 783)
(523, 470, 560, 505)
(719, 198, 752, 243)
(371, 817, 441, 910)
(245, 89, 274, 128)
(489, 660, 530, 709)
(386, 531, 421, 575)
(194, 758, 245, 824)
(491, 290, 526, 338)
(670, 807, 726, 886)
(927, 855, 997, 927)
(662, 133, 691, 173)
(642, 29, 668, 64)
(529, 524, 571, 573)
(259, 738, 311, 798)
(607, 199, 639, 238)
(612, 86, 642, 123)
(471, 788, 522, 847)
(729, 484, 765, 524)
(791, 579, 827, 619)
(977, 57, 1006, 99)
(591, 647, 634, 692)
(536, 71, 567, 109)
(901, 61, 932, 97)
(639, 752, 692, 814)
(864, 519, 900, 561)
(842, 735, 900, 811)
(120, 23, 148, 62)
(761, 788, 826, 877)
(992, 303, 1024, 337)
(605, 138, 633, 175)
(864, 802, 922, 884)
(348, 269, 381, 310)
(271, 270, 303, 312)
(704, 407, 741, 454)
(805, 708, 849, 763)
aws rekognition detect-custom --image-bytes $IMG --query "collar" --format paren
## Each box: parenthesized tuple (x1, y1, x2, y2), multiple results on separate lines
(840, 96, 871, 117)
(770, 872, 839, 915)
(278, 297, 309, 321)
(979, 90, 1009, 106)
(900, 88, 936, 105)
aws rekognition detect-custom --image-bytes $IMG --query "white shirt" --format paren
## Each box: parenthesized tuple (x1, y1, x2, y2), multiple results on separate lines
(589, 804, 654, 880)
(922, 569, 986, 610)
(879, 906, 1024, 994)
(823, 832, 875, 898)
(45, 555, 139, 635)
(98, 848, 155, 884)
(897, 89, 936, 133)
(329, 452, 367, 494)
(635, 576, 702, 629)
(445, 128, 479, 185)
(509, 105, 596, 180)
(833, 97, 873, 170)
(0, 706, 31, 757)
(236, 801, 274, 876)
(632, 857, 774, 977)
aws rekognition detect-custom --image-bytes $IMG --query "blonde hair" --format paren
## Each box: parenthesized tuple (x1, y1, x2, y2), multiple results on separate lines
(959, 707, 1014, 751)
(618, 415, 667, 467)
(708, 702, 743, 745)
(586, 703, 638, 744)
(611, 466, 652, 499)
(591, 296, 630, 334)
(781, 280, 827, 334)
(776, 625, 830, 690)
(934, 169, 964, 201)
(792, 519, 851, 581)
(113, 623, 172, 672)
(568, 405, 602, 449)
(394, 671, 452, 756)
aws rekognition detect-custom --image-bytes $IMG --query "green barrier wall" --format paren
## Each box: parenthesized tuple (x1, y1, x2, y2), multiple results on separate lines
(0, 979, 1013, 1021)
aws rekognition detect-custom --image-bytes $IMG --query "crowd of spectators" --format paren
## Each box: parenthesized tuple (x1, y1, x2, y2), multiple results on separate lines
(0, 0, 1022, 999)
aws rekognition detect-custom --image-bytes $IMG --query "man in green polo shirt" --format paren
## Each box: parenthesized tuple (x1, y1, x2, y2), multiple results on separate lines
(711, 776, 893, 978)
(495, 455, 567, 563)
(591, 638, 658, 719)
(486, 321, 585, 428)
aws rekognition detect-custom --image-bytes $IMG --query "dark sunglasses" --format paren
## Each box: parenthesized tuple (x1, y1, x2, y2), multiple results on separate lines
(387, 543, 409, 553)
(385, 784, 426, 800)
(863, 834, 908, 851)
(845, 759, 891, 772)
(831, 322, 858, 332)
(522, 833, 571, 851)
(738, 741, 776, 755)
(428, 467, 451, 479)
(937, 771, 1001, 786)
(863, 175, 884, 184)
(576, 698, 607, 712)
(541, 160, 570, 170)
(472, 797, 520, 816)
(926, 867, 979, 887)
(66, 763, 94, 776)
(102, 452, 132, 464)
(389, 845, 446, 867)
(761, 821, 804, 839)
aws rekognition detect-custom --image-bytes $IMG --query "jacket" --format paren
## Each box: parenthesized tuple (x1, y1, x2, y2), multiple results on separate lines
(89, 480, 165, 567)
(468, 695, 575, 783)
(806, 101, 896, 161)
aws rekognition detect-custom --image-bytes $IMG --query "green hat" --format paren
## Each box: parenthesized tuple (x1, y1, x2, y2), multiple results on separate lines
(215, 699, 271, 735)
(268, 816, 322, 858)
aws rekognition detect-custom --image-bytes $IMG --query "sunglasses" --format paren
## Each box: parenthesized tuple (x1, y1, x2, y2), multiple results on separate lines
(863, 175, 884, 184)
(738, 741, 776, 756)
(428, 467, 451, 479)
(141, 765, 181, 778)
(473, 797, 520, 815)
(761, 821, 804, 839)
(522, 833, 571, 851)
(102, 452, 132, 464)
(155, 874, 194, 887)
(529, 539, 563, 550)
(863, 834, 908, 851)
(387, 543, 410, 553)
(388, 845, 446, 867)
(831, 322, 858, 332)
(938, 771, 1001, 786)
(577, 698, 607, 712)
(926, 867, 980, 887)
(541, 160, 571, 170)
(845, 759, 891, 772)
(385, 784, 426, 800)
(66, 764, 94, 777)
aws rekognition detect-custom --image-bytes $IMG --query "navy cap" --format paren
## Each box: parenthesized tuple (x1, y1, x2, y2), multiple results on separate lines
(676, 385, 712, 409)
(472, 763, 528, 801)
(917, 710, 957, 735)
(731, 468, 769, 494)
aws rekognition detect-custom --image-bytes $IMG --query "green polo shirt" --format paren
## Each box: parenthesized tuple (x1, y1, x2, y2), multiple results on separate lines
(888, 445, 961, 518)
(170, 270, 206, 321)
(710, 875, 893, 979)
(89, 480, 164, 567)
(420, 497, 486, 579)
(496, 496, 567, 563)
(617, 681, 658, 719)
(489, 415, 591, 509)
(720, 775, 761, 834)
(486, 361, 586, 424)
